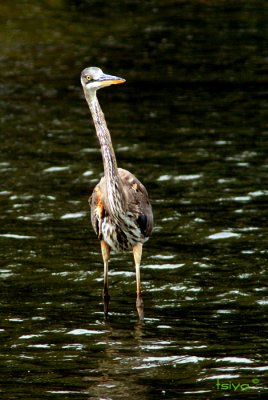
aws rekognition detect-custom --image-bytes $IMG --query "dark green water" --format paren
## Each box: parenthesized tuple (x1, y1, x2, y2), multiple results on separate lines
(1, 1, 267, 399)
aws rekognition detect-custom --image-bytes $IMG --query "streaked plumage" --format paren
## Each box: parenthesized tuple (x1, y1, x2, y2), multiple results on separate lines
(81, 67, 153, 320)
(90, 168, 153, 252)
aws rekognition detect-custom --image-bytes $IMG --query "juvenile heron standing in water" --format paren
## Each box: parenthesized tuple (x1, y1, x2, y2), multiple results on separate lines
(81, 67, 153, 320)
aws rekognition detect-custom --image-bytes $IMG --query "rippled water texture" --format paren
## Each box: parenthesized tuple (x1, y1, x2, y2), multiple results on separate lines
(1, 1, 268, 399)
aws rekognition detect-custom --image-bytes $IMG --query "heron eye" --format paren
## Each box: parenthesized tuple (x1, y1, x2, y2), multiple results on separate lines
(86, 75, 92, 81)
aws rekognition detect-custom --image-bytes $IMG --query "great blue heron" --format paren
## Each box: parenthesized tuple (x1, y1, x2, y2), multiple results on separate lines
(81, 67, 153, 320)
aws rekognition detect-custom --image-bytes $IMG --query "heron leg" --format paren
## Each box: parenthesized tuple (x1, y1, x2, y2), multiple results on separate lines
(133, 242, 144, 320)
(101, 240, 110, 319)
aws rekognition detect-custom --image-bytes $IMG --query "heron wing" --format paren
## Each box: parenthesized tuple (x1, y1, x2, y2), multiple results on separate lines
(118, 168, 153, 238)
(89, 179, 106, 239)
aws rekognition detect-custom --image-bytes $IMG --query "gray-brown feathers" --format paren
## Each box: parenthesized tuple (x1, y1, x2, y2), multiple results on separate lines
(89, 168, 153, 252)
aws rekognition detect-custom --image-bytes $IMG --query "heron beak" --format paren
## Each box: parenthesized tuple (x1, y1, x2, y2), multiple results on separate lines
(99, 73, 126, 87)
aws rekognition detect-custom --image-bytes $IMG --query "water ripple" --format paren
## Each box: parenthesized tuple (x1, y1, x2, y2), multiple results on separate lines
(0, 233, 36, 239)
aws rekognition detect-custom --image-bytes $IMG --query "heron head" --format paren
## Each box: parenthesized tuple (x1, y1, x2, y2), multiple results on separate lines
(81, 67, 125, 91)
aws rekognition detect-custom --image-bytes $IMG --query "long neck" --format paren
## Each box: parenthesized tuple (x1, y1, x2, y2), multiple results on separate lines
(85, 89, 125, 215)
